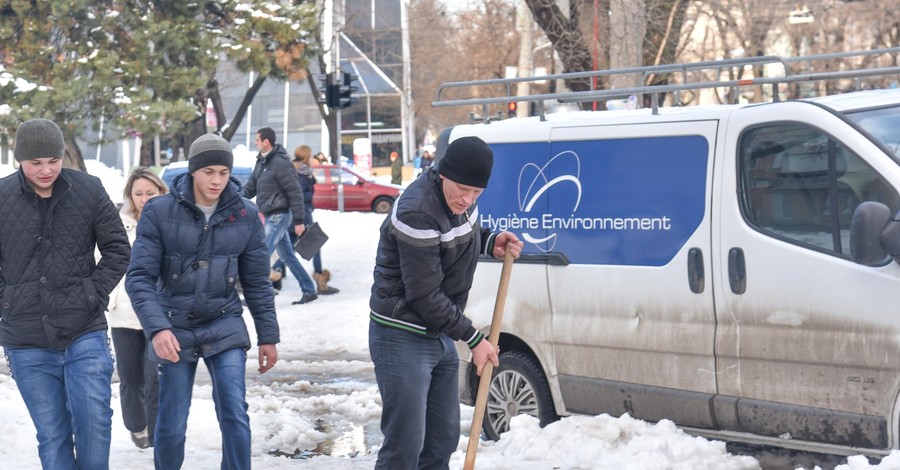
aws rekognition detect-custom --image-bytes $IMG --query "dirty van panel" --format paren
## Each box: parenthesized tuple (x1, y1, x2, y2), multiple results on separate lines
(536, 122, 718, 422)
(717, 102, 900, 448)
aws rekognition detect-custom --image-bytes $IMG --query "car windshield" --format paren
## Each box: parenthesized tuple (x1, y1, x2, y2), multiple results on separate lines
(844, 104, 900, 157)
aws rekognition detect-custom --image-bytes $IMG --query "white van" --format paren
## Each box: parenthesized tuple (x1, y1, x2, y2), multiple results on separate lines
(435, 49, 900, 455)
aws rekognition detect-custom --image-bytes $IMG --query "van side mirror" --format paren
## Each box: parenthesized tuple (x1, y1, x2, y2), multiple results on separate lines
(850, 201, 892, 266)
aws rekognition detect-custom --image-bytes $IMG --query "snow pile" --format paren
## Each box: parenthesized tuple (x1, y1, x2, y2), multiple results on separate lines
(451, 413, 759, 470)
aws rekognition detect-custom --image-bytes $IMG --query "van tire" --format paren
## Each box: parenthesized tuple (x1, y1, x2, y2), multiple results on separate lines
(480, 350, 558, 441)
(372, 196, 394, 214)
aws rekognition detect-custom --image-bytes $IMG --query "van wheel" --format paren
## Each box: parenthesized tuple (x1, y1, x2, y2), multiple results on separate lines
(372, 196, 394, 214)
(480, 351, 558, 441)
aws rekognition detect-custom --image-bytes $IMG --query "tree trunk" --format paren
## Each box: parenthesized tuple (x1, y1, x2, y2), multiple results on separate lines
(221, 74, 268, 142)
(609, 0, 646, 89)
(525, 0, 594, 93)
(63, 137, 86, 172)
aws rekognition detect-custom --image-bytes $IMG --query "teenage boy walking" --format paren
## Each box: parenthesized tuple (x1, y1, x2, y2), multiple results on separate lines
(0, 118, 130, 469)
(126, 133, 279, 469)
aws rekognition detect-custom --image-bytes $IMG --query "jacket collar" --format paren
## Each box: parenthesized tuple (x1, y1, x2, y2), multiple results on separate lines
(15, 166, 72, 201)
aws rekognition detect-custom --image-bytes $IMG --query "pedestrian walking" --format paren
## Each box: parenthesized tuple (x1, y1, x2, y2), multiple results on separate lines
(108, 167, 167, 449)
(244, 127, 318, 304)
(390, 151, 402, 185)
(0, 118, 131, 469)
(126, 134, 279, 469)
(271, 145, 340, 294)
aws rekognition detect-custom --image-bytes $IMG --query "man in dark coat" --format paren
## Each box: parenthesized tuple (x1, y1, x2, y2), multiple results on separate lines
(0, 118, 130, 469)
(390, 151, 402, 185)
(126, 133, 279, 470)
(369, 136, 523, 469)
(243, 127, 318, 304)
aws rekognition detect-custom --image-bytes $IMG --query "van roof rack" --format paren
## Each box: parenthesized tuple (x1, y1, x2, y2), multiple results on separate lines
(432, 47, 900, 122)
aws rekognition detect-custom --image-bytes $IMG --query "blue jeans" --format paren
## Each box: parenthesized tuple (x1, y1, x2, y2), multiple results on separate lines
(369, 321, 460, 470)
(5, 330, 114, 470)
(264, 211, 316, 295)
(155, 348, 250, 470)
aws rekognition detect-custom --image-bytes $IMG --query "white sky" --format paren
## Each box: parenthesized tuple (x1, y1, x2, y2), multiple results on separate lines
(0, 160, 897, 469)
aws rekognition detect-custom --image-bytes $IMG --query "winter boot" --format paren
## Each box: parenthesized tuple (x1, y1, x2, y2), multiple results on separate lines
(131, 427, 150, 449)
(314, 269, 340, 295)
(269, 266, 284, 291)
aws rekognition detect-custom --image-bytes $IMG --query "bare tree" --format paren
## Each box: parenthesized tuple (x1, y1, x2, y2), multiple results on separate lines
(408, 0, 520, 131)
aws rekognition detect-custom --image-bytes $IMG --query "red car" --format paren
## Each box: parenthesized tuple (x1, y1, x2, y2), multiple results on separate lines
(311, 165, 401, 214)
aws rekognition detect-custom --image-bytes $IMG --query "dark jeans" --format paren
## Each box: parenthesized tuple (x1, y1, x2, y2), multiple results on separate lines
(155, 348, 250, 470)
(111, 327, 159, 439)
(369, 320, 460, 470)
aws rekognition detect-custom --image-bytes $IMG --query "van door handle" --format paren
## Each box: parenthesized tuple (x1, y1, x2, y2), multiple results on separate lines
(728, 248, 746, 294)
(688, 248, 704, 293)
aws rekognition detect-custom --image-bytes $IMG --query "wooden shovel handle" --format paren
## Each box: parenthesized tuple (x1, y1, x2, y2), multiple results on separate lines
(464, 249, 515, 470)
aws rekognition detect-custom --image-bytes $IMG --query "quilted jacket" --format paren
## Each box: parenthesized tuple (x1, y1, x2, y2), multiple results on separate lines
(0, 168, 130, 349)
(242, 144, 306, 225)
(369, 167, 497, 349)
(125, 172, 279, 363)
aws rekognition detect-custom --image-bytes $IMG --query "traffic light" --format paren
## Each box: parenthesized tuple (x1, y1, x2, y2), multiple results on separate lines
(316, 71, 358, 109)
(507, 101, 517, 118)
(315, 72, 338, 108)
(339, 71, 359, 109)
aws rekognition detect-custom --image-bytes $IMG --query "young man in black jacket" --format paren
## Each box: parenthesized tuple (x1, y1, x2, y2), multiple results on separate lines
(369, 136, 523, 469)
(243, 127, 318, 304)
(0, 118, 130, 469)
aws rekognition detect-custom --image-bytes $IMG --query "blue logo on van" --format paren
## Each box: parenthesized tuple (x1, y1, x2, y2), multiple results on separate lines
(518, 150, 582, 251)
(479, 136, 709, 266)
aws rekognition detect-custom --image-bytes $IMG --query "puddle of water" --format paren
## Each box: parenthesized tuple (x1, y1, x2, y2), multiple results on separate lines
(268, 419, 382, 460)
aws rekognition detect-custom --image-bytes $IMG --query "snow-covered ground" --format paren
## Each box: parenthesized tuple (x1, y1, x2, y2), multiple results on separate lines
(0, 160, 898, 469)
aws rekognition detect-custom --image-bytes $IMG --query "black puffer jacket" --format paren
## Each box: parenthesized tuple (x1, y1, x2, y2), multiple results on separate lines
(0, 168, 130, 349)
(369, 167, 497, 349)
(126, 173, 279, 362)
(243, 144, 306, 225)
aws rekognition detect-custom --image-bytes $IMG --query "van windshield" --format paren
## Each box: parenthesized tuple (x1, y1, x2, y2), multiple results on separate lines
(844, 105, 900, 157)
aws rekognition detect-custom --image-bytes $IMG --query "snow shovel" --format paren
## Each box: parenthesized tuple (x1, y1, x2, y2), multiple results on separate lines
(464, 249, 515, 470)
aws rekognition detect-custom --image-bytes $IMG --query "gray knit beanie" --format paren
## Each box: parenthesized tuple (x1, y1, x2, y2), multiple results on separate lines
(438, 136, 494, 188)
(14, 119, 65, 162)
(188, 134, 233, 173)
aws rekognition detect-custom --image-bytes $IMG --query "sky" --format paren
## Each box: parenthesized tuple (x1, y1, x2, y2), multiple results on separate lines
(0, 160, 899, 469)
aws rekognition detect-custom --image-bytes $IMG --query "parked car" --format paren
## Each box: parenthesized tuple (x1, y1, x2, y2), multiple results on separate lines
(159, 161, 400, 214)
(311, 164, 401, 214)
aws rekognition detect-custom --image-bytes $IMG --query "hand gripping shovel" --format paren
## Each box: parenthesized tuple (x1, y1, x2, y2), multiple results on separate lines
(463, 249, 515, 470)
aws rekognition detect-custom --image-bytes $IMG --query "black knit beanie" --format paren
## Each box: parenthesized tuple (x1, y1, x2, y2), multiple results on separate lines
(188, 134, 233, 173)
(14, 119, 65, 162)
(438, 136, 493, 188)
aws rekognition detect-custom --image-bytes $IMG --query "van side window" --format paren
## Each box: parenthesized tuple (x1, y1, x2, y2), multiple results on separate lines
(739, 124, 900, 256)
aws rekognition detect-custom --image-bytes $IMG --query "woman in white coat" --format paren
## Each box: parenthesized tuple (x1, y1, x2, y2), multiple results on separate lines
(108, 167, 167, 449)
